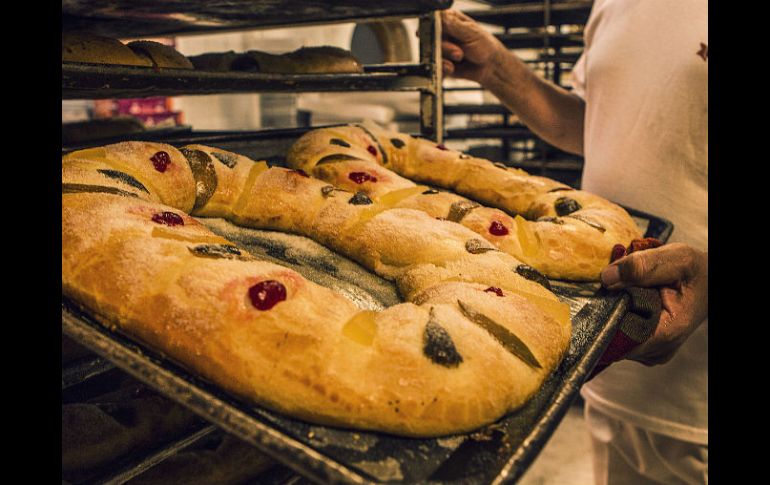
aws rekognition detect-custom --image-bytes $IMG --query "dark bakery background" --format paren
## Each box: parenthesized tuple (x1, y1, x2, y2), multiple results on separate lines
(62, 1, 602, 483)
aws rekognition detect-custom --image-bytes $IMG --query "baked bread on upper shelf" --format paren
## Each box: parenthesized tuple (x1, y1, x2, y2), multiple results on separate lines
(62, 33, 193, 69)
(63, 32, 153, 67)
(188, 46, 364, 74)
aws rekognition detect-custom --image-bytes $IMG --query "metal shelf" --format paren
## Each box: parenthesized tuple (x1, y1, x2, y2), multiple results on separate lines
(61, 4, 446, 141)
(61, 0, 453, 38)
(524, 53, 582, 64)
(446, 124, 534, 140)
(512, 158, 583, 171)
(465, 1, 593, 28)
(62, 62, 434, 100)
(444, 103, 511, 115)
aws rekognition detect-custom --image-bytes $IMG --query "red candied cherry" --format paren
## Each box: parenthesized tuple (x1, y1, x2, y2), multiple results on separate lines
(366, 145, 377, 156)
(610, 244, 626, 262)
(150, 151, 171, 172)
(489, 220, 509, 236)
(348, 172, 378, 184)
(436, 144, 448, 151)
(627, 237, 663, 254)
(484, 287, 505, 297)
(151, 211, 184, 226)
(248, 280, 287, 311)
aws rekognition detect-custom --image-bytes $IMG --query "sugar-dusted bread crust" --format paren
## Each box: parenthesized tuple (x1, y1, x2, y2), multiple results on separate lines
(286, 124, 642, 280)
(62, 141, 570, 437)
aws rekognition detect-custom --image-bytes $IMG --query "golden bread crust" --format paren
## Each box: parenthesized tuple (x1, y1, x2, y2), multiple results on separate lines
(62, 141, 571, 437)
(286, 124, 643, 280)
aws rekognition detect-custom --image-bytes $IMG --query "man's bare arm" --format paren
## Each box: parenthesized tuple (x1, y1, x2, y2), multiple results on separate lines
(442, 9, 585, 155)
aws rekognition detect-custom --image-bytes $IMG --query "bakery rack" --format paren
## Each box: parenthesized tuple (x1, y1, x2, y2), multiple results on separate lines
(61, 1, 673, 484)
(62, 0, 448, 142)
(444, 0, 591, 187)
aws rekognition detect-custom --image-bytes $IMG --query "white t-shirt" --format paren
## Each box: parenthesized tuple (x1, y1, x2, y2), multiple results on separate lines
(572, 0, 708, 444)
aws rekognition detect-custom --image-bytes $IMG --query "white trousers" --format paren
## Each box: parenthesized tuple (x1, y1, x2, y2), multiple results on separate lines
(584, 403, 708, 485)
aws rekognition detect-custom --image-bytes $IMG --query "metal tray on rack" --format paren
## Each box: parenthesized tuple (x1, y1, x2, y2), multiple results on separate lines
(61, 191, 673, 483)
(62, 63, 435, 100)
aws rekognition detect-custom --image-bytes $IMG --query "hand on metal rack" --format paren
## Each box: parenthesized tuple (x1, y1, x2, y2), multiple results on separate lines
(601, 243, 709, 366)
(440, 9, 507, 85)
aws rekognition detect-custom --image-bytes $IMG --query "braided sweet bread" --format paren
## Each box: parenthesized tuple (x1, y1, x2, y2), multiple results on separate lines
(287, 124, 642, 280)
(62, 141, 570, 437)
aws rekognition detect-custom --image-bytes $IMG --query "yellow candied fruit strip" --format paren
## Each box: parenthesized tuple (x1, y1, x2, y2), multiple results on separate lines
(347, 185, 430, 232)
(342, 310, 378, 346)
(151, 226, 232, 246)
(232, 161, 269, 214)
(63, 147, 108, 161)
(506, 288, 571, 329)
(515, 215, 538, 257)
(352, 205, 387, 228)
(375, 185, 428, 207)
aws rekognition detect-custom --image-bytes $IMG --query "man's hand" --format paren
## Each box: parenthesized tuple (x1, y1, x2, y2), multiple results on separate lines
(601, 243, 708, 366)
(440, 9, 506, 85)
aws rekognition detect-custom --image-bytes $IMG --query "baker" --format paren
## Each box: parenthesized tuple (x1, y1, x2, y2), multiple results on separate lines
(440, 1, 708, 483)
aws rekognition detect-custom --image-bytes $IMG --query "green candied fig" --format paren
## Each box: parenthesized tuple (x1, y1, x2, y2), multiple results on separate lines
(321, 185, 350, 198)
(62, 184, 139, 198)
(180, 148, 218, 212)
(554, 196, 581, 216)
(447, 200, 480, 222)
(422, 188, 440, 195)
(457, 300, 541, 369)
(390, 138, 405, 149)
(97, 169, 149, 193)
(188, 244, 252, 260)
(536, 216, 565, 225)
(316, 154, 363, 165)
(567, 214, 606, 233)
(515, 264, 552, 291)
(422, 308, 463, 367)
(210, 151, 238, 169)
(329, 138, 351, 148)
(465, 238, 498, 254)
(348, 191, 373, 205)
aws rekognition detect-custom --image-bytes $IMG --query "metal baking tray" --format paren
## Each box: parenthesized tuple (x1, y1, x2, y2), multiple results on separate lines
(62, 195, 673, 484)
(62, 63, 434, 100)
